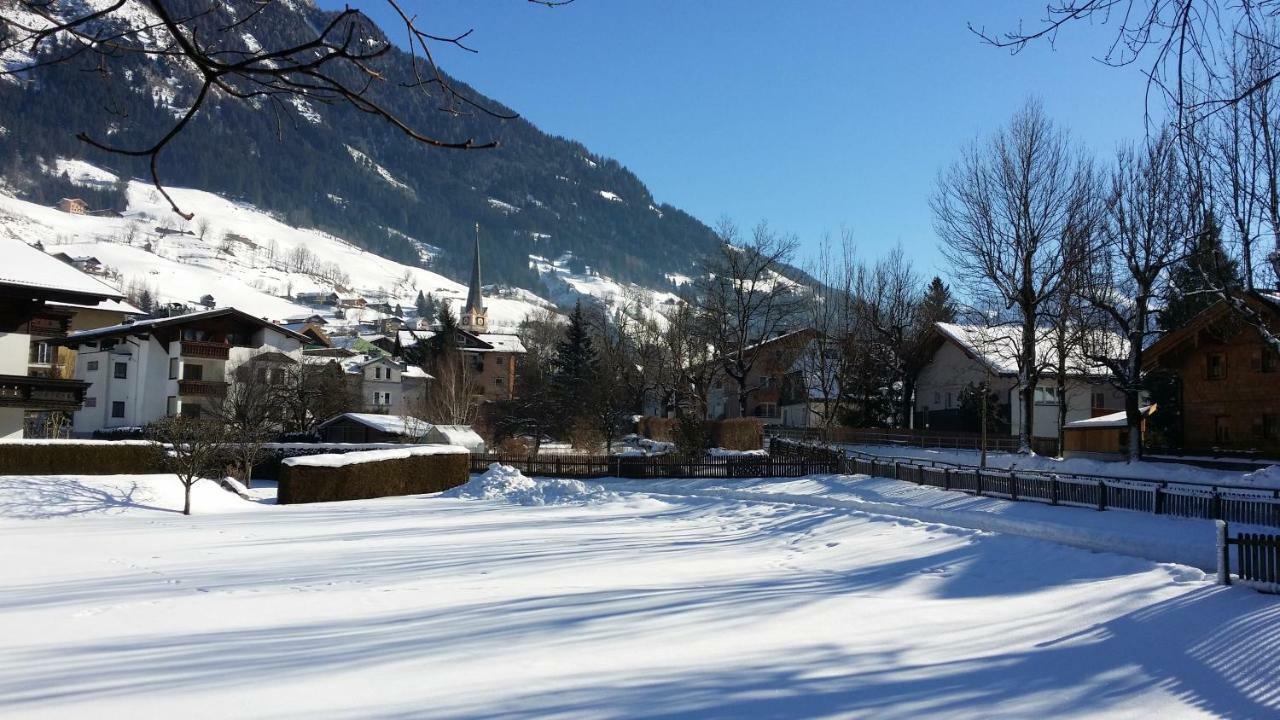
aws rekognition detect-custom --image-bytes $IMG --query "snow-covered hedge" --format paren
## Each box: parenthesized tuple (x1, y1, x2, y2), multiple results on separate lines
(0, 439, 159, 475)
(253, 442, 411, 480)
(278, 445, 470, 504)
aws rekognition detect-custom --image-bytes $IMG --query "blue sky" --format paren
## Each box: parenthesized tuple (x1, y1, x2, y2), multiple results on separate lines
(339, 1, 1155, 278)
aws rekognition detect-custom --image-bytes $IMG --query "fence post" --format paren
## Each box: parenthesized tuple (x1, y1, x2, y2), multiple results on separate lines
(1009, 473, 1019, 501)
(1097, 480, 1107, 511)
(975, 471, 983, 497)
(1050, 475, 1059, 506)
(1210, 491, 1222, 520)
(942, 468, 951, 491)
(1152, 485, 1163, 515)
(527, 455, 534, 475)
(556, 457, 562, 476)
(1216, 519, 1231, 586)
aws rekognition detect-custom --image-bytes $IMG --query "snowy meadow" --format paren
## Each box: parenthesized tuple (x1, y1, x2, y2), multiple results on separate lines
(2, 469, 1278, 719)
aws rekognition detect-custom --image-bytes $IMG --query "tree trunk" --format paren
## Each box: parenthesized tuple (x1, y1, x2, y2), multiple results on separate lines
(1055, 374, 1068, 459)
(183, 482, 191, 516)
(1020, 319, 1036, 454)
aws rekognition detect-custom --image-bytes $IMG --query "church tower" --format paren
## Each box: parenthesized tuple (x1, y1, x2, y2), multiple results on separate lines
(460, 223, 487, 333)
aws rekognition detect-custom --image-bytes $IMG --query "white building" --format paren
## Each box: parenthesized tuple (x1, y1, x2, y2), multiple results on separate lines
(61, 308, 308, 434)
(914, 322, 1127, 452)
(0, 241, 125, 438)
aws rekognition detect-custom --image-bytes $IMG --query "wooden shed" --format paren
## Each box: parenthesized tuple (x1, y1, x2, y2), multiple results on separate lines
(1062, 406, 1155, 460)
(316, 412, 431, 444)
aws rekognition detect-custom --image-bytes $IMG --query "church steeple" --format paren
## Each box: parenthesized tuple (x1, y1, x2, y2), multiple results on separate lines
(461, 223, 487, 332)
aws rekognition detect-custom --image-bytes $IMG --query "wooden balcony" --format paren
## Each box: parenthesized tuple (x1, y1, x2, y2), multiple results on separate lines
(178, 379, 228, 397)
(180, 340, 231, 360)
(0, 374, 89, 411)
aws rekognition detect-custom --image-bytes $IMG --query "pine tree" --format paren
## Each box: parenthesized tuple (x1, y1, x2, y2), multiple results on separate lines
(551, 302, 599, 432)
(415, 290, 429, 317)
(918, 276, 957, 325)
(1160, 212, 1242, 330)
(429, 303, 460, 360)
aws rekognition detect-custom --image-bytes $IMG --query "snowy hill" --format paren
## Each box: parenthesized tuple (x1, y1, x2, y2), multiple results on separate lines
(0, 165, 554, 329)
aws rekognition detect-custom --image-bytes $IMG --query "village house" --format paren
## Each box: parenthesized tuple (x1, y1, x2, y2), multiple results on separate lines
(331, 354, 430, 415)
(50, 253, 104, 274)
(60, 307, 309, 434)
(706, 329, 819, 425)
(1142, 292, 1280, 456)
(55, 197, 88, 214)
(914, 322, 1127, 454)
(0, 241, 127, 437)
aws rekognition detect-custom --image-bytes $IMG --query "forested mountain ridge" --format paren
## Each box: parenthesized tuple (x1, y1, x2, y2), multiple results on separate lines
(0, 0, 719, 294)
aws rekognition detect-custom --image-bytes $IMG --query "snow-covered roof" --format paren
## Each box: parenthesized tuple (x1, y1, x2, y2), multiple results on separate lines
(402, 365, 433, 379)
(4, 240, 124, 303)
(935, 322, 1124, 377)
(475, 333, 526, 354)
(49, 297, 145, 316)
(428, 425, 484, 448)
(63, 306, 310, 344)
(1064, 406, 1155, 430)
(318, 412, 432, 438)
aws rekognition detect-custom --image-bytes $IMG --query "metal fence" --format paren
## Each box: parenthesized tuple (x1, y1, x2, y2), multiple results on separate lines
(771, 438, 1280, 529)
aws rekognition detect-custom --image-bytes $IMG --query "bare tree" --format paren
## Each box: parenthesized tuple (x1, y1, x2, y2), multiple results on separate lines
(279, 360, 359, 436)
(422, 351, 480, 426)
(932, 100, 1097, 453)
(794, 231, 857, 433)
(213, 353, 291, 487)
(147, 416, 230, 515)
(0, 1, 566, 217)
(1081, 131, 1195, 460)
(696, 219, 802, 419)
(854, 245, 924, 428)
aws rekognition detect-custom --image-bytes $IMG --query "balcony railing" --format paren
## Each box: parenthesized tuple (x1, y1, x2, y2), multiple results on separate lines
(178, 379, 228, 397)
(0, 374, 89, 411)
(180, 340, 231, 360)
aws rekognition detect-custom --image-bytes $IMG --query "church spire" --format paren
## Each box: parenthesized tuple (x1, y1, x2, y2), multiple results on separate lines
(461, 223, 487, 332)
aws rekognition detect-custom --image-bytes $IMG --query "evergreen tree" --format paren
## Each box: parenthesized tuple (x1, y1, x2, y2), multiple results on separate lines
(918, 276, 958, 325)
(551, 302, 599, 432)
(415, 290, 429, 317)
(1160, 212, 1242, 330)
(429, 303, 460, 360)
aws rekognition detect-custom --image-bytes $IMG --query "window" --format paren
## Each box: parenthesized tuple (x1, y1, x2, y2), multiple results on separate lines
(1215, 415, 1232, 443)
(1092, 391, 1107, 410)
(1034, 386, 1059, 404)
(29, 342, 53, 365)
(167, 396, 177, 417)
(1264, 415, 1280, 441)
(374, 367, 382, 380)
(1207, 353, 1226, 380)
(169, 358, 179, 380)
(184, 363, 203, 381)
(373, 391, 380, 404)
(86, 360, 99, 372)
(84, 397, 97, 408)
(945, 392, 953, 409)
(113, 362, 127, 379)
(111, 401, 126, 418)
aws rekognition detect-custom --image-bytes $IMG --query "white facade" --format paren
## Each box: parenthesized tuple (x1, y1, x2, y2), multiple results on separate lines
(0, 332, 28, 438)
(70, 315, 304, 434)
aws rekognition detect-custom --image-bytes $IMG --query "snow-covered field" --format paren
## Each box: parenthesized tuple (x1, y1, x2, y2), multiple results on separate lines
(2, 469, 1277, 718)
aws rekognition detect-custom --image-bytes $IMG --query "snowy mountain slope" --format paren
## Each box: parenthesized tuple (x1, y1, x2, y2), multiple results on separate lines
(1, 166, 554, 328)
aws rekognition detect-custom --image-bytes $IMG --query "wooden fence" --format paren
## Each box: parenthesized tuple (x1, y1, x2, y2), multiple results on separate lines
(1216, 521, 1280, 589)
(469, 452, 840, 480)
(772, 438, 1280, 530)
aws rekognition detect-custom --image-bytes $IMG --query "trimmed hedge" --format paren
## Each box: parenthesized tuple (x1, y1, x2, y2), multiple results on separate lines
(0, 441, 160, 475)
(637, 416, 764, 451)
(253, 443, 405, 481)
(278, 447, 470, 504)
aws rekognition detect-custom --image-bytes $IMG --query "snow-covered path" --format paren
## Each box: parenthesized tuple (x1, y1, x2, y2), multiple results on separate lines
(2, 473, 1278, 718)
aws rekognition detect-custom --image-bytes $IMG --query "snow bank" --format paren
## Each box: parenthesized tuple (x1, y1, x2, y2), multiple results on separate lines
(707, 447, 768, 458)
(444, 464, 618, 506)
(0, 474, 261, 519)
(841, 443, 1280, 489)
(0, 438, 154, 446)
(282, 444, 468, 468)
